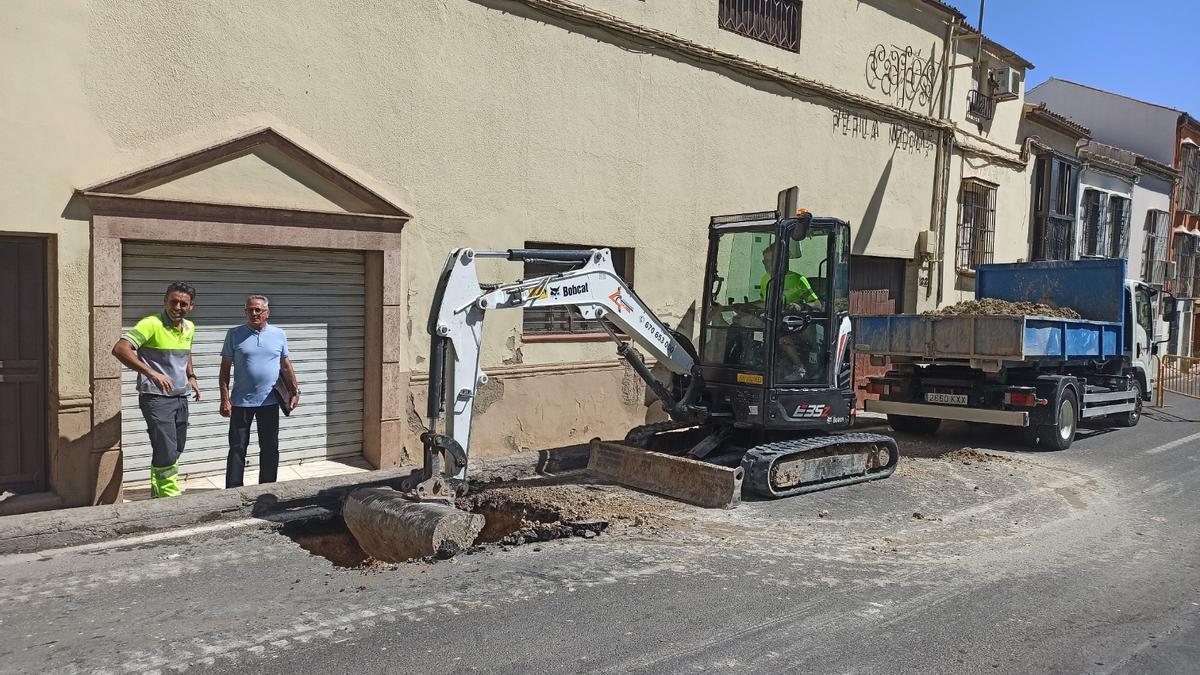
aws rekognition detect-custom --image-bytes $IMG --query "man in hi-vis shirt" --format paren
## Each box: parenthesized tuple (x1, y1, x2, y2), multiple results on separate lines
(112, 282, 201, 497)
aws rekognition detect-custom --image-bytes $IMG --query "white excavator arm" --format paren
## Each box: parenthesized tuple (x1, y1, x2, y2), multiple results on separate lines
(408, 247, 701, 500)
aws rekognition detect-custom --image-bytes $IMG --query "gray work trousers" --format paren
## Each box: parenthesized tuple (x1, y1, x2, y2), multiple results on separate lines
(138, 394, 189, 467)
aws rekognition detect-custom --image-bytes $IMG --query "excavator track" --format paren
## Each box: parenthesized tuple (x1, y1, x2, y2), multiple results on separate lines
(741, 432, 898, 498)
(623, 420, 700, 448)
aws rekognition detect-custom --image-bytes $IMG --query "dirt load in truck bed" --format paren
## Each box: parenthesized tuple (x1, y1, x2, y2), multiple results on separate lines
(923, 298, 1081, 320)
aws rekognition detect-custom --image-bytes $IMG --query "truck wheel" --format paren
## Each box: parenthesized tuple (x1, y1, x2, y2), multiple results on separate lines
(1112, 381, 1143, 428)
(887, 414, 941, 436)
(1039, 388, 1078, 451)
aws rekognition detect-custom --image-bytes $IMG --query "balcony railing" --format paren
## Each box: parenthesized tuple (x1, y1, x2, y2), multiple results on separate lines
(967, 89, 994, 120)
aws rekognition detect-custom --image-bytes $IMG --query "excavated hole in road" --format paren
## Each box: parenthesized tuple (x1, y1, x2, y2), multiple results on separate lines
(278, 489, 610, 568)
(279, 517, 374, 569)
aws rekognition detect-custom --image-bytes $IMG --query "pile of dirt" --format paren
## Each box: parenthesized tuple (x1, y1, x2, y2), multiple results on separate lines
(942, 449, 1016, 465)
(457, 481, 672, 546)
(923, 298, 1080, 320)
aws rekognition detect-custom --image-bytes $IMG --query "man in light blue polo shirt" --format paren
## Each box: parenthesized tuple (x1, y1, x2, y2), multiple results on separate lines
(219, 295, 300, 488)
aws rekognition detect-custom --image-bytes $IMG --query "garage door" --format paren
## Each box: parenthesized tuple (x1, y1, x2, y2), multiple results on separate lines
(850, 256, 906, 410)
(121, 243, 365, 483)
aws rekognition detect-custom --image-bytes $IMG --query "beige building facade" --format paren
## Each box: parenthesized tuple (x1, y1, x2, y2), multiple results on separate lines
(1, 0, 1032, 512)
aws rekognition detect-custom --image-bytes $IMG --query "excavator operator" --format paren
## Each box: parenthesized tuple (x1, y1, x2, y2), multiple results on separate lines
(760, 243, 821, 312)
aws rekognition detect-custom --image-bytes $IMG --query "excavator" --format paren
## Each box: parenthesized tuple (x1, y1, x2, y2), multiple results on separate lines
(404, 188, 898, 508)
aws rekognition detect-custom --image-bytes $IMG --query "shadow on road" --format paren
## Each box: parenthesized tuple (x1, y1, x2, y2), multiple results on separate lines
(1144, 407, 1199, 423)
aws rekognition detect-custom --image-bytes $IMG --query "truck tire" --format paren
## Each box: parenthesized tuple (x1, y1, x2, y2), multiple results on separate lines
(1039, 388, 1078, 451)
(1112, 381, 1143, 428)
(887, 414, 941, 436)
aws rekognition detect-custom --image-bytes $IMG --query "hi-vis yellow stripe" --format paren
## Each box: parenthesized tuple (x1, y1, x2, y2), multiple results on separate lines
(737, 373, 764, 385)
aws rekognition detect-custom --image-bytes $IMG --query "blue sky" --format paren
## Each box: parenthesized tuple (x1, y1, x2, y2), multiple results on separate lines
(950, 0, 1198, 114)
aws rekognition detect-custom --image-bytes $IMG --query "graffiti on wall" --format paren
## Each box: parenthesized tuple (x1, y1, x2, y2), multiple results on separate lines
(865, 43, 939, 111)
(832, 108, 937, 157)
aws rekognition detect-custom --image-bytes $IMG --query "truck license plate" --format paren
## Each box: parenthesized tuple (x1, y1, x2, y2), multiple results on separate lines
(926, 392, 967, 405)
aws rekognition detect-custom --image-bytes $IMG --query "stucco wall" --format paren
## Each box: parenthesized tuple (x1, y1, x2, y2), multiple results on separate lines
(6, 0, 942, 373)
(925, 27, 1030, 305)
(936, 150, 1033, 304)
(1, 1, 110, 505)
(2, 0, 975, 502)
(585, 0, 953, 116)
(1018, 120, 1082, 159)
(1028, 79, 1179, 166)
(1129, 176, 1173, 281)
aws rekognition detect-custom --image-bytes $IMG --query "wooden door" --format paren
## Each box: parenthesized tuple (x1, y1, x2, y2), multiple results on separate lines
(0, 237, 47, 493)
(850, 256, 905, 409)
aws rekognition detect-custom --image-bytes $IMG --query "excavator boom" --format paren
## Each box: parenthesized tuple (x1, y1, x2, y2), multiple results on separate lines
(413, 246, 705, 500)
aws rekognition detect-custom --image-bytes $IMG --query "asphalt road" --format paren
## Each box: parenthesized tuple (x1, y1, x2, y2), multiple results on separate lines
(3, 396, 1199, 674)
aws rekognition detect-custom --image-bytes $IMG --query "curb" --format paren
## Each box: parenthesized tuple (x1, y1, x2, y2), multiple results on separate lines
(0, 445, 592, 556)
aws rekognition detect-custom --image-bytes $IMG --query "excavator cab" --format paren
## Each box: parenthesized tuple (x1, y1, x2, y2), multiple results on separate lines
(698, 192, 855, 431)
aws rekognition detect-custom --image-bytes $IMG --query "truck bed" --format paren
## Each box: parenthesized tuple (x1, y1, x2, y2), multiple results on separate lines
(853, 313, 1123, 372)
(854, 259, 1128, 372)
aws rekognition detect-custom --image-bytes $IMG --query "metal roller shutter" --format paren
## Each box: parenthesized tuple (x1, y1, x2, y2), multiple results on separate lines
(121, 243, 365, 483)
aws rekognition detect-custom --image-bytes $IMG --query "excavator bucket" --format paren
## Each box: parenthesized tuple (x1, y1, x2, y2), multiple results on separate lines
(587, 440, 744, 509)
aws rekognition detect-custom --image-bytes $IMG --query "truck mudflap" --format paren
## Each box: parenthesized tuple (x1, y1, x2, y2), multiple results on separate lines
(587, 439, 744, 509)
(866, 399, 1029, 427)
(741, 432, 898, 498)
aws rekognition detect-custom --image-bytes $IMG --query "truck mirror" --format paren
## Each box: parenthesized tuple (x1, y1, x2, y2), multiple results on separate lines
(1162, 296, 1177, 322)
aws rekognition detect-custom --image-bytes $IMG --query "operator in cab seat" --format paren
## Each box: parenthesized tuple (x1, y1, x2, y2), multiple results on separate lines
(762, 241, 827, 384)
(760, 243, 821, 312)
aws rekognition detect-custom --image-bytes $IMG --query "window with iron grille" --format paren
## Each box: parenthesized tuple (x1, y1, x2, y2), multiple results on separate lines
(956, 179, 997, 272)
(522, 242, 633, 336)
(718, 0, 802, 52)
(1080, 189, 1108, 257)
(1174, 235, 1198, 298)
(1180, 144, 1200, 214)
(1142, 210, 1170, 285)
(1107, 195, 1131, 259)
(1031, 154, 1077, 260)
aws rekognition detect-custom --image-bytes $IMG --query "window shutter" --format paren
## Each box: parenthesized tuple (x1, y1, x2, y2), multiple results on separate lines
(1155, 212, 1170, 283)
(1116, 198, 1131, 258)
(1083, 190, 1104, 256)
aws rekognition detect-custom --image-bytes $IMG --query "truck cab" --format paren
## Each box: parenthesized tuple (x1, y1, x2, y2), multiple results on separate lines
(1126, 279, 1162, 403)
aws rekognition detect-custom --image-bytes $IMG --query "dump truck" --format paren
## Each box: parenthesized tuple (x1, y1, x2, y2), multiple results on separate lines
(854, 259, 1173, 450)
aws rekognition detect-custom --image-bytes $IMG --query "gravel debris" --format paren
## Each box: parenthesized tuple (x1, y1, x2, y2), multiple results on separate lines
(923, 298, 1080, 320)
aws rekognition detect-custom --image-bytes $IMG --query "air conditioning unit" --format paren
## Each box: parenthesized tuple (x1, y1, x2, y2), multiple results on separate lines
(990, 66, 1020, 102)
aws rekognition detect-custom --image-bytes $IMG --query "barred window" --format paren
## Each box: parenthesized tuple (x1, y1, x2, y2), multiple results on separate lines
(522, 242, 633, 336)
(1081, 189, 1107, 257)
(956, 179, 997, 272)
(718, 0, 802, 52)
(1174, 235, 1198, 298)
(1031, 154, 1077, 261)
(1142, 210, 1170, 285)
(1180, 144, 1200, 215)
(1107, 195, 1131, 259)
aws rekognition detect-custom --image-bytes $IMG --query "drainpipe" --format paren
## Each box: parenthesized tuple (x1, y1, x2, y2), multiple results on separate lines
(931, 15, 963, 306)
(975, 0, 986, 82)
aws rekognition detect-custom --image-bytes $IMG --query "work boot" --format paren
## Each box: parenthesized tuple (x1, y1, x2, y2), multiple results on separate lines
(150, 462, 183, 498)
